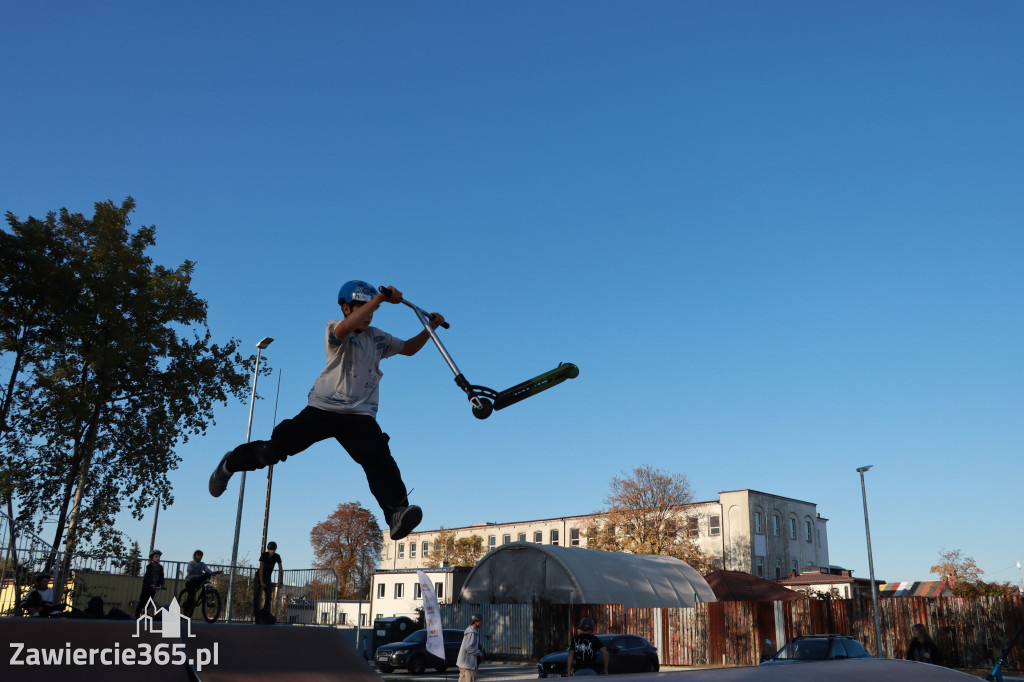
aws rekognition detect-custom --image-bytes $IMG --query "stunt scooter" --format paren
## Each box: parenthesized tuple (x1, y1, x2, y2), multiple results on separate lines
(381, 287, 579, 419)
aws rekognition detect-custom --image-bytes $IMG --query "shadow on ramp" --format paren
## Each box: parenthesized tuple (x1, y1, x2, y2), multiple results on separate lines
(186, 623, 379, 681)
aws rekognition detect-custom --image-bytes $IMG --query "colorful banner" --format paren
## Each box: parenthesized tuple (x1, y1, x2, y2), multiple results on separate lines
(416, 571, 444, 660)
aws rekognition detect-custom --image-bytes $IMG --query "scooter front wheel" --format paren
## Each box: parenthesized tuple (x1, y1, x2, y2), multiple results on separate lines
(472, 398, 493, 420)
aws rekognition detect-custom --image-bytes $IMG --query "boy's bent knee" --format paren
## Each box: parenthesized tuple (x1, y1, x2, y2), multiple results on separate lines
(253, 442, 286, 468)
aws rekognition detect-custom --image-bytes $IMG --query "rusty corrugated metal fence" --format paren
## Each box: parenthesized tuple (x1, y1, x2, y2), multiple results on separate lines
(443, 595, 1022, 671)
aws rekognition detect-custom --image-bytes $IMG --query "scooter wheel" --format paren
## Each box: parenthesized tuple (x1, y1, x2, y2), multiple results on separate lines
(472, 398, 493, 420)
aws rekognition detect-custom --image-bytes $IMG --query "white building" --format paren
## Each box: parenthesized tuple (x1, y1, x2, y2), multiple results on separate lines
(314, 599, 372, 627)
(368, 566, 471, 621)
(382, 490, 829, 580)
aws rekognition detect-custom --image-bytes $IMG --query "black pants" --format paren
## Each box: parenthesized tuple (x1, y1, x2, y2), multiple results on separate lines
(253, 580, 274, 623)
(183, 577, 204, 612)
(136, 586, 158, 618)
(226, 407, 410, 520)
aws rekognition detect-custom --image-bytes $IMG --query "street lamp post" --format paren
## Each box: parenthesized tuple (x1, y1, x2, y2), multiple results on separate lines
(226, 336, 273, 621)
(857, 465, 883, 658)
(1017, 561, 1022, 595)
(147, 497, 160, 558)
(260, 369, 283, 553)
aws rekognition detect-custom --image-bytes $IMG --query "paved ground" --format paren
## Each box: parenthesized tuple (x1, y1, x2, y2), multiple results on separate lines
(376, 660, 1024, 681)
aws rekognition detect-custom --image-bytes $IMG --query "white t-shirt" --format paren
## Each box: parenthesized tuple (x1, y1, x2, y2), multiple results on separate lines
(307, 321, 403, 417)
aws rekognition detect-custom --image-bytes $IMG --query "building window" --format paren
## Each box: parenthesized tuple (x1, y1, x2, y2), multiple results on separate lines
(340, 612, 347, 625)
(502, 534, 511, 545)
(361, 614, 368, 626)
(377, 583, 385, 598)
(410, 542, 417, 558)
(789, 518, 797, 539)
(687, 517, 699, 538)
(772, 515, 780, 536)
(756, 557, 764, 578)
(398, 543, 405, 559)
(534, 531, 543, 543)
(805, 520, 813, 542)
(321, 612, 329, 624)
(394, 583, 404, 599)
(775, 559, 782, 578)
(570, 528, 580, 546)
(423, 541, 429, 556)
(709, 515, 721, 536)
(518, 533, 526, 543)
(754, 512, 763, 534)
(792, 560, 799, 574)
(488, 535, 496, 550)
(550, 529, 559, 545)
(414, 583, 422, 599)
(435, 582, 444, 600)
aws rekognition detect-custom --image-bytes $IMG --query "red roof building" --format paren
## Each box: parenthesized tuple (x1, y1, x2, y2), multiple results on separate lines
(705, 569, 803, 602)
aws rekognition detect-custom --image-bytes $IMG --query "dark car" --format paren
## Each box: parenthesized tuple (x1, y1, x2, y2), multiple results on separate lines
(375, 628, 465, 674)
(760, 634, 873, 665)
(537, 634, 659, 677)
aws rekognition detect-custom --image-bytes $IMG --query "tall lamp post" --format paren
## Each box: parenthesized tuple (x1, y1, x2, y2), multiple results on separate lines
(147, 496, 160, 558)
(260, 369, 283, 553)
(226, 336, 273, 621)
(857, 465, 883, 657)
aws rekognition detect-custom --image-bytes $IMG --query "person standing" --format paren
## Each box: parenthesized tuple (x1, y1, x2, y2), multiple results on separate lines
(254, 541, 283, 624)
(456, 612, 484, 681)
(566, 617, 609, 676)
(906, 623, 942, 665)
(135, 550, 165, 617)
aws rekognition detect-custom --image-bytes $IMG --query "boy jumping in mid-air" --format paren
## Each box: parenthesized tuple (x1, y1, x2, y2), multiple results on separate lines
(209, 281, 445, 541)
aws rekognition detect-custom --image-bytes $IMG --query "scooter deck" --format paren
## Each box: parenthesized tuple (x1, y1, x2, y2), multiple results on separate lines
(492, 362, 579, 411)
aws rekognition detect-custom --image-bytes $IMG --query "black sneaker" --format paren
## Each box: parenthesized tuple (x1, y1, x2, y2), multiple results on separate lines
(208, 453, 233, 498)
(389, 505, 423, 541)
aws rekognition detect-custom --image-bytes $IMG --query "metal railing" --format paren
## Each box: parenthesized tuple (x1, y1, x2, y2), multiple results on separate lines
(1, 540, 337, 624)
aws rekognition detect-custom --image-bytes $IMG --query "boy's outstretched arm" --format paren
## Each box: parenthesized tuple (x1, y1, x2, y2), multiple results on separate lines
(333, 286, 404, 339)
(399, 311, 446, 356)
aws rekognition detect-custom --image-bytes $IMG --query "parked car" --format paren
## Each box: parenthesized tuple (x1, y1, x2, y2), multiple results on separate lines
(760, 634, 873, 665)
(375, 628, 465, 674)
(537, 634, 659, 677)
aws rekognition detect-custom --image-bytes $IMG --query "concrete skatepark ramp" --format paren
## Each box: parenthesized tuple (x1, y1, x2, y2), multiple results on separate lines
(0, 617, 379, 681)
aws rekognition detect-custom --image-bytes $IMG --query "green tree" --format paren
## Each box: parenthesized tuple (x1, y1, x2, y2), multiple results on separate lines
(588, 464, 715, 574)
(309, 502, 382, 599)
(425, 528, 485, 568)
(0, 214, 70, 557)
(1, 198, 260, 568)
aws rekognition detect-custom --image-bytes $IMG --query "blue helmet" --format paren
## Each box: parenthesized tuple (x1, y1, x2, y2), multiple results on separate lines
(337, 280, 378, 307)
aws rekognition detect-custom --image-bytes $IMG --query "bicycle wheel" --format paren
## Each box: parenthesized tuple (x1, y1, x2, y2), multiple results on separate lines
(201, 587, 222, 623)
(177, 588, 194, 617)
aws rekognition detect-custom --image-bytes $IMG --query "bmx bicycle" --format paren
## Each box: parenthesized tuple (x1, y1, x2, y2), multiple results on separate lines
(178, 571, 223, 624)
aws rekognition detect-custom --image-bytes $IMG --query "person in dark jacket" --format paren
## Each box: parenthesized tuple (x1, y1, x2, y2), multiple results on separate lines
(135, 549, 165, 617)
(906, 623, 942, 665)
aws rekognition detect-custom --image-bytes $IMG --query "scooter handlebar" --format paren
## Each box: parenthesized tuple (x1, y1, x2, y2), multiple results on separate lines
(379, 286, 451, 329)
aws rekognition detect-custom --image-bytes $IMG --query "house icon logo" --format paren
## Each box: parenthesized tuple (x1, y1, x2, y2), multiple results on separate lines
(134, 597, 196, 639)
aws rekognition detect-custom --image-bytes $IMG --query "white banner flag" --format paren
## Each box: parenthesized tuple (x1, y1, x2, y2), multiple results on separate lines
(417, 570, 445, 660)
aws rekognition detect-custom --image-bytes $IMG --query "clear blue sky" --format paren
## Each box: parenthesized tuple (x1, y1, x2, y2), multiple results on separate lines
(3, 2, 1022, 586)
